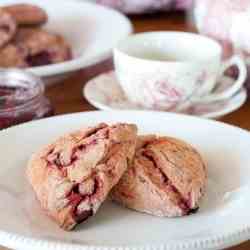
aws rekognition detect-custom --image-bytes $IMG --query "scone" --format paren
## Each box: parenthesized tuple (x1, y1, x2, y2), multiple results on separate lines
(3, 4, 48, 26)
(0, 8, 17, 48)
(112, 135, 206, 217)
(0, 44, 28, 68)
(27, 123, 137, 230)
(0, 28, 72, 68)
(14, 28, 72, 66)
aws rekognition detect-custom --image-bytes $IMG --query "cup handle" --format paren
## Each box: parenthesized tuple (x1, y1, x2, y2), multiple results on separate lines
(194, 55, 247, 103)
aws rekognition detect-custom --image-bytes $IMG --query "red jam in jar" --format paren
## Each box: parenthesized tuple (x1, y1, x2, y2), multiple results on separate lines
(0, 69, 54, 129)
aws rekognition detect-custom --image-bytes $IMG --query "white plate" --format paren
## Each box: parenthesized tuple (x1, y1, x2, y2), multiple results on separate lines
(1, 111, 250, 250)
(83, 71, 247, 119)
(0, 0, 133, 84)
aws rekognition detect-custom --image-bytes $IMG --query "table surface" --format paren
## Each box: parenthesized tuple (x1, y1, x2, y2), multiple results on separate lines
(1, 11, 250, 250)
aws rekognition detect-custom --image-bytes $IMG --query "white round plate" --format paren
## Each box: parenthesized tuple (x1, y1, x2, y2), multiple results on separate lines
(0, 0, 132, 84)
(1, 111, 250, 250)
(83, 71, 247, 119)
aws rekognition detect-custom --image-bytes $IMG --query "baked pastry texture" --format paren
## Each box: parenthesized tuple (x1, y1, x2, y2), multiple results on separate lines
(3, 4, 48, 26)
(14, 28, 72, 67)
(0, 44, 27, 68)
(27, 123, 137, 230)
(0, 3, 72, 68)
(111, 135, 207, 217)
(0, 28, 72, 68)
(0, 8, 17, 49)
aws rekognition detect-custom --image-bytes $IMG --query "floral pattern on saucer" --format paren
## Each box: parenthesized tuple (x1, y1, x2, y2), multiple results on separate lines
(83, 71, 247, 119)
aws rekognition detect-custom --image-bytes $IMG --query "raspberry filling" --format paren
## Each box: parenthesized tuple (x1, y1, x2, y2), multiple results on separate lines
(67, 178, 100, 223)
(45, 126, 111, 224)
(46, 140, 100, 171)
(26, 51, 52, 67)
(45, 125, 122, 225)
(142, 151, 198, 215)
(46, 125, 110, 170)
(0, 24, 10, 33)
(46, 150, 78, 169)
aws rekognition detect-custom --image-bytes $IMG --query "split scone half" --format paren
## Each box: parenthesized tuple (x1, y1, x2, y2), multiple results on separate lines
(27, 123, 137, 230)
(112, 135, 207, 217)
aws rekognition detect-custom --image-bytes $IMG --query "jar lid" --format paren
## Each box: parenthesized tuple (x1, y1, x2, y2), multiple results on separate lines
(0, 69, 45, 113)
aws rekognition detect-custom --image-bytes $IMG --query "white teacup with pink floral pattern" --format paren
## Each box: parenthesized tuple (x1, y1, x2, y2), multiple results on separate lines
(114, 32, 247, 110)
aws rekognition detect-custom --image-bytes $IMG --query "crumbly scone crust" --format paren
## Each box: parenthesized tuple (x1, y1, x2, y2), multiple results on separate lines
(112, 135, 207, 217)
(0, 8, 17, 49)
(0, 28, 72, 68)
(27, 123, 137, 230)
(14, 28, 72, 66)
(3, 4, 48, 26)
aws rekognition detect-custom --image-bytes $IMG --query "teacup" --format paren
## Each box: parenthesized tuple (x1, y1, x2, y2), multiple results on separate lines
(113, 32, 247, 110)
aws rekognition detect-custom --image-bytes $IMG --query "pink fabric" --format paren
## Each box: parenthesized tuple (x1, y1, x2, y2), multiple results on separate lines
(195, 0, 250, 57)
(194, 0, 250, 94)
(96, 0, 192, 14)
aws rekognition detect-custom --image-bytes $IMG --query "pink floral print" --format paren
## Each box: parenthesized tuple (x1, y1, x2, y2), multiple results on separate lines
(140, 78, 184, 110)
(195, 0, 250, 92)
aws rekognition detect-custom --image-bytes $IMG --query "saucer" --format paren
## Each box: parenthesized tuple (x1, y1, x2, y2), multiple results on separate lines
(83, 71, 247, 119)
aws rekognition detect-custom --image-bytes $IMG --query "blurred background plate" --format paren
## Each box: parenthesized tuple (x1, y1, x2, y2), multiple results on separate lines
(0, 0, 133, 85)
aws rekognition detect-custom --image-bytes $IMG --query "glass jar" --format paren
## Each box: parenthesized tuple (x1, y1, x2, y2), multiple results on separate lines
(0, 69, 54, 130)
